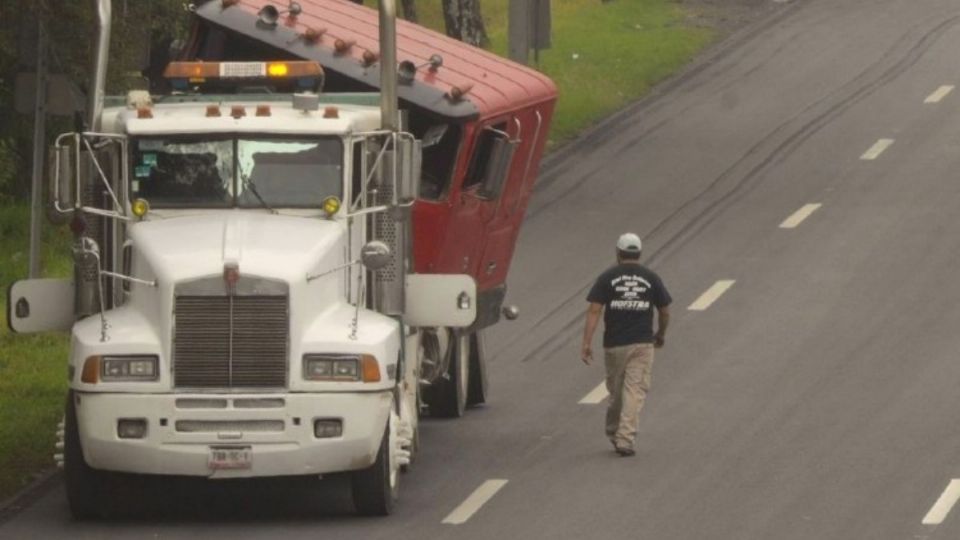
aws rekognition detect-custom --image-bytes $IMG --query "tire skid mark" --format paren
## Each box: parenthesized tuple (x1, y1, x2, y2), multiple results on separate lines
(493, 12, 960, 366)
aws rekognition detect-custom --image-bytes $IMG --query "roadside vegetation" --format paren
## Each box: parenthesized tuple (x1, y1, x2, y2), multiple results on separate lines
(0, 0, 713, 501)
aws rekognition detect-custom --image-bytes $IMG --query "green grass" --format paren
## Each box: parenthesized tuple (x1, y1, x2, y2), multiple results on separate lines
(0, 0, 716, 502)
(415, 0, 714, 145)
(0, 205, 71, 501)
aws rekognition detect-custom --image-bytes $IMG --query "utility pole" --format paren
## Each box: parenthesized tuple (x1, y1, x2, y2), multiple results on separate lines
(28, 19, 48, 279)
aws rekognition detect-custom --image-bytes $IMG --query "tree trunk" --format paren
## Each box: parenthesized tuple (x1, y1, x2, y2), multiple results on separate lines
(400, 0, 417, 22)
(442, 0, 489, 48)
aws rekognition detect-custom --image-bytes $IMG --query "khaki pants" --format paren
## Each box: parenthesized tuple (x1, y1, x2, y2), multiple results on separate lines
(604, 343, 655, 449)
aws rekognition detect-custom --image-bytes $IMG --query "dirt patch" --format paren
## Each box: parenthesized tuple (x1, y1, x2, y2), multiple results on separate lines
(676, 0, 788, 36)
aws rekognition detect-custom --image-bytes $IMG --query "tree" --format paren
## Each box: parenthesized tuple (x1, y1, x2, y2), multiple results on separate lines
(400, 0, 417, 22)
(442, 0, 489, 48)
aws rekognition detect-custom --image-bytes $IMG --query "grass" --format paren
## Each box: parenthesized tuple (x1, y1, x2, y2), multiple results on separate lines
(0, 0, 716, 502)
(0, 205, 71, 501)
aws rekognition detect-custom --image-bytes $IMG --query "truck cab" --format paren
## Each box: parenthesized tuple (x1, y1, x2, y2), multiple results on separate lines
(10, 59, 477, 518)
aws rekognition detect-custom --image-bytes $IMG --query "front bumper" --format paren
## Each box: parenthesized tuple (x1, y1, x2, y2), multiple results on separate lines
(74, 391, 392, 478)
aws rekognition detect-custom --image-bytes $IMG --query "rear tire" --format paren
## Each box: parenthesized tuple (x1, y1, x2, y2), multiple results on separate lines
(427, 332, 469, 418)
(466, 332, 487, 406)
(351, 414, 400, 516)
(64, 392, 107, 520)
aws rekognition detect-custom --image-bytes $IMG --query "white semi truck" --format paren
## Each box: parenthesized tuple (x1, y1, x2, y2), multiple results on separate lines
(6, 0, 479, 518)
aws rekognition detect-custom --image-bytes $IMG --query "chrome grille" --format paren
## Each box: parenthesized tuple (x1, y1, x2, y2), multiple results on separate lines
(174, 295, 288, 389)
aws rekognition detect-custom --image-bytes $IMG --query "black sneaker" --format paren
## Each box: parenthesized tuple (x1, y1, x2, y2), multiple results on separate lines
(615, 447, 636, 457)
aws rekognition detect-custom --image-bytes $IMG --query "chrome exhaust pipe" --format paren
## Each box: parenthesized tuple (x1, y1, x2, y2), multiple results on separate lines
(379, 0, 398, 131)
(89, 0, 111, 131)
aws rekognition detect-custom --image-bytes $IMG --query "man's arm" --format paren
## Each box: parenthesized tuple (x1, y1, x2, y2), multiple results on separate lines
(581, 302, 604, 365)
(654, 304, 670, 348)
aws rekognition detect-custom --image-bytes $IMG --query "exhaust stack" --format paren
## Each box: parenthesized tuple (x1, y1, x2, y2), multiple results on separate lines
(379, 0, 398, 131)
(89, 0, 111, 131)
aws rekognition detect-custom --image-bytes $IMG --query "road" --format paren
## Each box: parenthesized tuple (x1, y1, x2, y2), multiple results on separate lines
(6, 0, 960, 537)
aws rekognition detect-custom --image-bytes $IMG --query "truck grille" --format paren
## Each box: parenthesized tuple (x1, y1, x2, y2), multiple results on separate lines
(174, 295, 288, 389)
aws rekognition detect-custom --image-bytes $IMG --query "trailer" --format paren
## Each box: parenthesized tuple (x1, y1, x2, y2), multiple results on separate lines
(6, 0, 555, 519)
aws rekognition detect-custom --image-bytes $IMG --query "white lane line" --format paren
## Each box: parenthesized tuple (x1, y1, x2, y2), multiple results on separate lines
(779, 203, 822, 229)
(924, 85, 954, 104)
(442, 479, 509, 525)
(579, 381, 609, 404)
(922, 479, 960, 525)
(688, 280, 736, 311)
(860, 138, 894, 160)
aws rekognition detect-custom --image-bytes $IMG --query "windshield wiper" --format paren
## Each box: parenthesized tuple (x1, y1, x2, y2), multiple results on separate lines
(240, 172, 278, 214)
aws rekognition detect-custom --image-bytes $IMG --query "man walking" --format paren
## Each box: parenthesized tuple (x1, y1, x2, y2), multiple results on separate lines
(581, 233, 671, 456)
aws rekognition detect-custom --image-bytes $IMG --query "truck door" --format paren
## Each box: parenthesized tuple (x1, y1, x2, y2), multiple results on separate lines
(441, 120, 517, 279)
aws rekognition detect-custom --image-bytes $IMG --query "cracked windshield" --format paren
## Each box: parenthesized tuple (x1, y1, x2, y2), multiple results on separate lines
(131, 137, 343, 208)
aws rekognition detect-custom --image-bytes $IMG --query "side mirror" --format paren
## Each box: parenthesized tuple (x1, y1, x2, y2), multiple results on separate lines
(360, 240, 392, 271)
(478, 136, 518, 200)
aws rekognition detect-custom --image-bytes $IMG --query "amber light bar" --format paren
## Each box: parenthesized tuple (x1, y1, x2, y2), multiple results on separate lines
(163, 61, 323, 81)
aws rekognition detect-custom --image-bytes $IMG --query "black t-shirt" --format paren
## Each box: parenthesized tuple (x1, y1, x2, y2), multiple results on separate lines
(586, 263, 672, 348)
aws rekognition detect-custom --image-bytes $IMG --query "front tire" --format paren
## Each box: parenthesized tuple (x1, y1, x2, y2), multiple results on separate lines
(351, 412, 400, 516)
(64, 392, 107, 520)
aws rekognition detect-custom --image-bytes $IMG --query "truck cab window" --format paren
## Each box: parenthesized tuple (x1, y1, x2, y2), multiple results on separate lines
(131, 136, 344, 208)
(237, 138, 343, 208)
(132, 138, 233, 207)
(462, 122, 507, 193)
(417, 123, 461, 200)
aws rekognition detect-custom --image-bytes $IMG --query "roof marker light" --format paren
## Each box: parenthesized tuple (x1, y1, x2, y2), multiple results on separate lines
(137, 107, 153, 119)
(303, 27, 326, 44)
(230, 106, 246, 119)
(268, 63, 289, 77)
(256, 105, 272, 117)
(362, 50, 379, 66)
(447, 83, 474, 102)
(334, 39, 355, 54)
(323, 106, 339, 119)
(206, 105, 221, 117)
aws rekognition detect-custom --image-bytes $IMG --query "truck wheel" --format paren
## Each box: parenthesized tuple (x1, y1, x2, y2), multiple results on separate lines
(466, 331, 487, 406)
(351, 413, 400, 516)
(64, 392, 106, 520)
(428, 332, 469, 418)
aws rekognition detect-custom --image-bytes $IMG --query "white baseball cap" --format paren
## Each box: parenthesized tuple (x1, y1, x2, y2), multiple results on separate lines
(616, 232, 642, 253)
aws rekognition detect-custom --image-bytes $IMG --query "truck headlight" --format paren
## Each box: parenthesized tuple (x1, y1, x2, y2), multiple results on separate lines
(303, 354, 380, 382)
(84, 355, 159, 382)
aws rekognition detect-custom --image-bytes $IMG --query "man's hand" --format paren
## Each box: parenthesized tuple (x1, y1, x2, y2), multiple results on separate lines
(653, 332, 666, 349)
(581, 343, 593, 365)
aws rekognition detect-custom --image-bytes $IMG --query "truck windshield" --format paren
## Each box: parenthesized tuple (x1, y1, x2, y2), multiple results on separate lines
(131, 136, 343, 208)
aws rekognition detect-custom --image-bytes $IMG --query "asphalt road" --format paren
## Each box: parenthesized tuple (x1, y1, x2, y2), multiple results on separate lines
(6, 0, 960, 537)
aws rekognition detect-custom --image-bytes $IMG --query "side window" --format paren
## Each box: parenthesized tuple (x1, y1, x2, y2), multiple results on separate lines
(417, 123, 462, 201)
(463, 122, 507, 192)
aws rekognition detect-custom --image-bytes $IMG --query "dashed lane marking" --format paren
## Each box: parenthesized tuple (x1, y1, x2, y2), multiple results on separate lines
(922, 479, 960, 525)
(779, 203, 822, 229)
(860, 139, 894, 160)
(924, 85, 954, 104)
(688, 280, 736, 311)
(579, 381, 609, 404)
(442, 479, 509, 525)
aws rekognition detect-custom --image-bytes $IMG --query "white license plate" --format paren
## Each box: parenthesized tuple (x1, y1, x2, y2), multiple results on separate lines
(208, 446, 252, 470)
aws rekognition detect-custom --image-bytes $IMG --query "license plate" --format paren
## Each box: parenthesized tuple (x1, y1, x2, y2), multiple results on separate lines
(208, 446, 252, 470)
